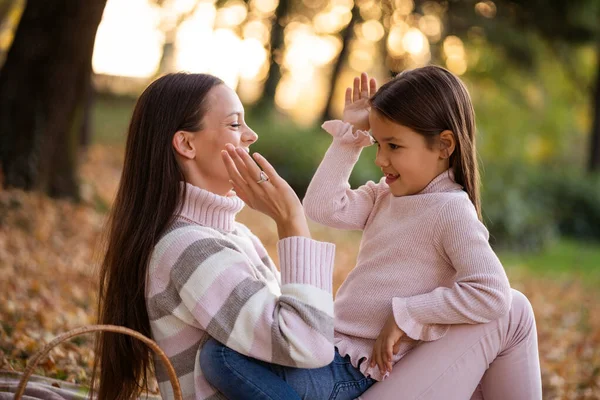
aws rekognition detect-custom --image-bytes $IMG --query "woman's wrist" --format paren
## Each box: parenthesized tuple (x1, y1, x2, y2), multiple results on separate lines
(276, 214, 311, 239)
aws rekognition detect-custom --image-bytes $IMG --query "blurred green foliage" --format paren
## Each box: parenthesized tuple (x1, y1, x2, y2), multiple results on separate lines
(92, 34, 600, 252)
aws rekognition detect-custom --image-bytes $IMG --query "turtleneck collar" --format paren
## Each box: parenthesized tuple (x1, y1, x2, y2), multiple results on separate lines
(176, 182, 245, 232)
(418, 169, 463, 195)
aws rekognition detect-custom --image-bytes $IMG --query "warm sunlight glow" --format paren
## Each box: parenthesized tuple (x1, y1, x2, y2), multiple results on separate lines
(252, 0, 278, 15)
(387, 22, 409, 57)
(443, 35, 465, 58)
(175, 3, 217, 73)
(394, 0, 414, 16)
(475, 1, 497, 18)
(349, 49, 373, 71)
(403, 28, 426, 55)
(275, 73, 328, 124)
(361, 20, 385, 42)
(443, 36, 467, 75)
(243, 20, 271, 45)
(418, 14, 442, 39)
(216, 1, 248, 28)
(207, 29, 243, 87)
(359, 1, 382, 21)
(92, 0, 163, 77)
(239, 38, 268, 79)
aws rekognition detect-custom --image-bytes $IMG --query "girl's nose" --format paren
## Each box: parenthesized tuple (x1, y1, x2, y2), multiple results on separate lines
(375, 150, 389, 167)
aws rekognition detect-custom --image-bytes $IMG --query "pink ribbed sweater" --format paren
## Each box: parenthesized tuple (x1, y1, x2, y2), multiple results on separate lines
(303, 120, 512, 382)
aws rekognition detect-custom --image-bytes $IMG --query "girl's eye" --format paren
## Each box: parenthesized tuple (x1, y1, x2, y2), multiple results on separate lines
(388, 143, 400, 150)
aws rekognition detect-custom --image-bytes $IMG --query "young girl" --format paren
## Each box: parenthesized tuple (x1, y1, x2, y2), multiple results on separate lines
(201, 66, 542, 400)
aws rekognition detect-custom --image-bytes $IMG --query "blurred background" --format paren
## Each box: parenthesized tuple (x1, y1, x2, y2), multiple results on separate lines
(0, 0, 599, 399)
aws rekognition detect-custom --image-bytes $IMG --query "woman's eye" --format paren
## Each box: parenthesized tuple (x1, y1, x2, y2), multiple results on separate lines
(230, 123, 241, 128)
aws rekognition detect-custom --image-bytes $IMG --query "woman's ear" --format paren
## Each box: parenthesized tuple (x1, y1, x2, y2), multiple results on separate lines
(172, 131, 196, 160)
(438, 130, 456, 159)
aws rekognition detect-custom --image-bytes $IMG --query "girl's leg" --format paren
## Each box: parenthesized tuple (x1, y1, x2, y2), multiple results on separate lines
(199, 337, 301, 400)
(200, 338, 375, 400)
(358, 289, 542, 400)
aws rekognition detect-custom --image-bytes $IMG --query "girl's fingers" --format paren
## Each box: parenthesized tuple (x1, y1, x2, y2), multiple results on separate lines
(353, 77, 360, 102)
(370, 77, 377, 97)
(392, 340, 401, 355)
(386, 340, 394, 372)
(345, 87, 352, 106)
(360, 72, 369, 97)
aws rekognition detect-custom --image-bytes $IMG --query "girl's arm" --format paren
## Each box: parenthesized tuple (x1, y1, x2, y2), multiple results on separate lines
(391, 195, 512, 341)
(303, 120, 381, 230)
(149, 227, 336, 368)
(304, 72, 381, 231)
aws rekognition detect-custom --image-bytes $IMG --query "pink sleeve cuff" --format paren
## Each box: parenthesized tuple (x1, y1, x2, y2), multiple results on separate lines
(277, 236, 336, 293)
(392, 297, 449, 342)
(322, 120, 374, 147)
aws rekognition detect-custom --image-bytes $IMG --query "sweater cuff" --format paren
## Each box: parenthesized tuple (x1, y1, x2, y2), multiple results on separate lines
(322, 120, 374, 147)
(392, 297, 449, 342)
(277, 237, 335, 293)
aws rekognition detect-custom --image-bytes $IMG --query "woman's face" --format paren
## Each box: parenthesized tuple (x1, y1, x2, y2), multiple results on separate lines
(191, 84, 258, 196)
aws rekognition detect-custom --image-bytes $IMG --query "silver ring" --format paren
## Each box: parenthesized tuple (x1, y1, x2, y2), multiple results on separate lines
(256, 171, 269, 184)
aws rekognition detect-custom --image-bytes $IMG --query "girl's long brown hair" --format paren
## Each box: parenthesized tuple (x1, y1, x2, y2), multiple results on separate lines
(92, 73, 223, 399)
(370, 65, 481, 219)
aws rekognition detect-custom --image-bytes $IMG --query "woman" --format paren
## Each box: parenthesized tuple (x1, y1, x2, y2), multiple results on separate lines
(93, 73, 337, 400)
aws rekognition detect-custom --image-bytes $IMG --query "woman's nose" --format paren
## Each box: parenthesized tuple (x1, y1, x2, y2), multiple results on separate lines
(243, 126, 258, 144)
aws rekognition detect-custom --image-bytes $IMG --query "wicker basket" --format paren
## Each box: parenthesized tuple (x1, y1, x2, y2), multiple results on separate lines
(13, 324, 182, 400)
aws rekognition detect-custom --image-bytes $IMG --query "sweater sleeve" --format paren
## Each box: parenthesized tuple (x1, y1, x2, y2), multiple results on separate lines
(391, 195, 512, 341)
(155, 229, 336, 368)
(303, 120, 381, 230)
(235, 222, 281, 284)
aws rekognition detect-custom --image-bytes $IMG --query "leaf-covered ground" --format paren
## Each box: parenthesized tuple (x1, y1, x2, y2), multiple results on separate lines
(0, 145, 599, 399)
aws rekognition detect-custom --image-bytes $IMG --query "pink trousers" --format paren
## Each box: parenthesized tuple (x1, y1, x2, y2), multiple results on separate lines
(358, 289, 542, 400)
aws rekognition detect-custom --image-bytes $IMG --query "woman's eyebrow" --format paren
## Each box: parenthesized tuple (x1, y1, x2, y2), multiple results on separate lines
(225, 111, 243, 118)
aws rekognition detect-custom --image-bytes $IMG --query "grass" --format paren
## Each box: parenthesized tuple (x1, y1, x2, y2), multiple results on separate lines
(499, 239, 600, 286)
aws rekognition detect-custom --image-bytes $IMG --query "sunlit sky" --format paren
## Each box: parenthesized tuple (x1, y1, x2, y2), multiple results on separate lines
(92, 0, 471, 123)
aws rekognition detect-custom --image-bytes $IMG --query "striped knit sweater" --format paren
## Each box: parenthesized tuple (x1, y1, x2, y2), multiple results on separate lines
(145, 183, 336, 400)
(303, 120, 512, 382)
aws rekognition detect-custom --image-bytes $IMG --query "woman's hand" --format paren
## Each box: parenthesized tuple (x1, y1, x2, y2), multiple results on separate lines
(370, 313, 405, 375)
(343, 72, 377, 132)
(221, 144, 310, 238)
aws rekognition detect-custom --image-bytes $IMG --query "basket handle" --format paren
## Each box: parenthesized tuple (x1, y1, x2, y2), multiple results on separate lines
(14, 324, 182, 400)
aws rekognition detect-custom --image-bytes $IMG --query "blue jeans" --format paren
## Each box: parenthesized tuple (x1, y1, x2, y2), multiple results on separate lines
(200, 338, 375, 400)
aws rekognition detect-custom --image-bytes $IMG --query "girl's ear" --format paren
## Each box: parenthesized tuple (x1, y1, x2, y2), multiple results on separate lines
(439, 130, 456, 159)
(172, 131, 196, 160)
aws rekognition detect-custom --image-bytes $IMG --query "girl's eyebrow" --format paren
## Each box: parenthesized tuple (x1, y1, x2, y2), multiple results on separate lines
(380, 136, 403, 142)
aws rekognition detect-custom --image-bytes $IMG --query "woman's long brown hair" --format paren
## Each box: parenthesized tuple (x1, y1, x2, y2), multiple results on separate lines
(370, 65, 481, 219)
(92, 73, 223, 399)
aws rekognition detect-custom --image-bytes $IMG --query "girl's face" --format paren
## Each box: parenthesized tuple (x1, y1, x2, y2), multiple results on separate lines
(369, 110, 448, 197)
(190, 84, 258, 195)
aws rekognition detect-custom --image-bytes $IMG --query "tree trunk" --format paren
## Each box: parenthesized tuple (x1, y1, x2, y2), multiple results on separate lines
(0, 0, 107, 198)
(320, 5, 359, 122)
(254, 0, 288, 111)
(589, 43, 600, 172)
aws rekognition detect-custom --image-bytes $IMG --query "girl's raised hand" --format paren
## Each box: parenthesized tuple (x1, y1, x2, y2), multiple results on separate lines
(370, 313, 405, 375)
(343, 72, 377, 132)
(221, 144, 307, 231)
